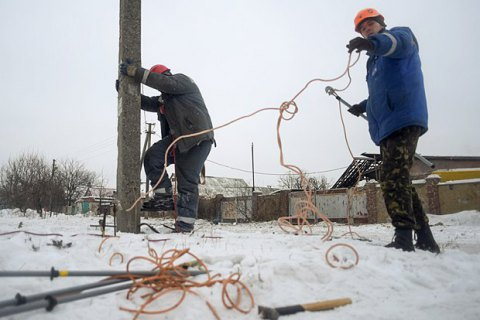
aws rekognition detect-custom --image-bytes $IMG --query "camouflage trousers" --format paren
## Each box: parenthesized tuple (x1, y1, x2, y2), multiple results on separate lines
(379, 126, 429, 230)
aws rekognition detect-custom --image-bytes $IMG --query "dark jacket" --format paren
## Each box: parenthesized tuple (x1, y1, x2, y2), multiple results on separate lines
(135, 69, 214, 153)
(358, 27, 428, 145)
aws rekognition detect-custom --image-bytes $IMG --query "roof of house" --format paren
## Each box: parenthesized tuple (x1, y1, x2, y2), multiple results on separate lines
(333, 154, 480, 189)
(83, 187, 116, 198)
(199, 176, 250, 198)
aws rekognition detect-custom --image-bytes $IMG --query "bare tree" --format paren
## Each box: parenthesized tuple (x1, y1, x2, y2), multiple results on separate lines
(58, 159, 97, 206)
(0, 154, 102, 214)
(0, 153, 51, 212)
(307, 175, 330, 190)
(232, 180, 252, 222)
(278, 173, 304, 190)
(277, 172, 330, 191)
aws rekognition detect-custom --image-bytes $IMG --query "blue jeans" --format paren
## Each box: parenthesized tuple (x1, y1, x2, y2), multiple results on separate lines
(144, 135, 212, 225)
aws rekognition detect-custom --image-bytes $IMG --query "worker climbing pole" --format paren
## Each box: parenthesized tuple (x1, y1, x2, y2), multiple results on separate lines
(117, 0, 141, 233)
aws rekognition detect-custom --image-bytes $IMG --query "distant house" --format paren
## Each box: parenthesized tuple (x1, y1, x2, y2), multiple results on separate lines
(199, 176, 250, 198)
(74, 187, 116, 215)
(333, 154, 480, 188)
(199, 176, 278, 198)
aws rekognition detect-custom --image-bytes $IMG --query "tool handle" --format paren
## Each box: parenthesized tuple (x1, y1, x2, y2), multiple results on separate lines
(335, 96, 368, 121)
(302, 297, 352, 311)
(328, 88, 435, 169)
(414, 153, 435, 168)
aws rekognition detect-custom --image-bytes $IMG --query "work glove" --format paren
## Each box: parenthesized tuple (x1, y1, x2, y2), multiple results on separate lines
(119, 59, 136, 77)
(347, 104, 364, 117)
(347, 37, 374, 53)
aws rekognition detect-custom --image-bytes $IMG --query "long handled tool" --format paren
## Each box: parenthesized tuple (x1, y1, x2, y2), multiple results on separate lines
(325, 86, 435, 168)
(0, 267, 205, 280)
(0, 281, 133, 317)
(0, 269, 206, 317)
(0, 278, 127, 309)
(258, 297, 352, 320)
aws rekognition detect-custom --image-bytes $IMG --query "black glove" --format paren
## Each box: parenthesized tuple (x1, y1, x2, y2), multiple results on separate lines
(347, 104, 364, 117)
(119, 59, 136, 77)
(347, 37, 374, 53)
(115, 79, 119, 92)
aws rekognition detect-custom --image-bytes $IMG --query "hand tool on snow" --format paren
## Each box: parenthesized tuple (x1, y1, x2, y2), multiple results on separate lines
(0, 267, 205, 280)
(0, 280, 133, 317)
(258, 297, 352, 320)
(0, 278, 127, 309)
(0, 269, 206, 317)
(325, 86, 435, 168)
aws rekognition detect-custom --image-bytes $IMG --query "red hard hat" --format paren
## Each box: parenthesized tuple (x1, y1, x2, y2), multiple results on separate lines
(354, 8, 384, 32)
(150, 64, 170, 74)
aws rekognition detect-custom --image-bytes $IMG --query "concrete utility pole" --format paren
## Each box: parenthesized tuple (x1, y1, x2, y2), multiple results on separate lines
(117, 0, 141, 233)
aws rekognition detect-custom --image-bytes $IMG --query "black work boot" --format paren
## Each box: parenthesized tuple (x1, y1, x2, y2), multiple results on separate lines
(415, 225, 440, 254)
(385, 228, 415, 252)
(174, 220, 194, 233)
(141, 188, 174, 211)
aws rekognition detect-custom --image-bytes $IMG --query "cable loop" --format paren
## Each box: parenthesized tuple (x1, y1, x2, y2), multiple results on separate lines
(116, 248, 254, 319)
(279, 100, 298, 121)
(325, 243, 359, 269)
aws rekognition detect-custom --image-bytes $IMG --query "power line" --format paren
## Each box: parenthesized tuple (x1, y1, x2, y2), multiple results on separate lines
(149, 134, 348, 176)
(206, 159, 347, 176)
(62, 136, 116, 158)
(78, 148, 116, 162)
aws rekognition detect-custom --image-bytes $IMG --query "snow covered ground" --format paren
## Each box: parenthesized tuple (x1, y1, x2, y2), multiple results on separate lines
(1, 208, 480, 320)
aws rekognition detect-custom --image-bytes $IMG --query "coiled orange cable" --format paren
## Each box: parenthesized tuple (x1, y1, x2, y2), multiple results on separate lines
(116, 248, 254, 319)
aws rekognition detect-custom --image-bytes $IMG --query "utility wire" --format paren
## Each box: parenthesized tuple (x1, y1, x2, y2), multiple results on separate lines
(61, 136, 116, 159)
(153, 132, 347, 176)
(206, 159, 347, 176)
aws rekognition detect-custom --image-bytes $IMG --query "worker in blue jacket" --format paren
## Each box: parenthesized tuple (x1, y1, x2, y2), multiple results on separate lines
(347, 8, 440, 253)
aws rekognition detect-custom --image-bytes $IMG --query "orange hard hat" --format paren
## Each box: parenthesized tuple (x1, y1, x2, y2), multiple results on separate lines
(354, 8, 384, 32)
(150, 64, 170, 74)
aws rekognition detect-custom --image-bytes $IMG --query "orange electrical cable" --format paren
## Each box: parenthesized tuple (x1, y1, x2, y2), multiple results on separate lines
(325, 243, 359, 269)
(336, 93, 372, 241)
(126, 106, 282, 212)
(116, 248, 254, 319)
(126, 53, 361, 215)
(98, 236, 118, 253)
(273, 54, 361, 238)
(272, 53, 367, 270)
(124, 52, 365, 273)
(0, 230, 63, 237)
(109, 252, 125, 266)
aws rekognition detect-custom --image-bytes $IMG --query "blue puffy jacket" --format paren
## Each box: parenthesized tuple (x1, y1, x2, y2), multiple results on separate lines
(357, 27, 428, 145)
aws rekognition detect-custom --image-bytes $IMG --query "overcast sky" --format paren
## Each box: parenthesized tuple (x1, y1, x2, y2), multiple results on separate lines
(1, 0, 479, 189)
